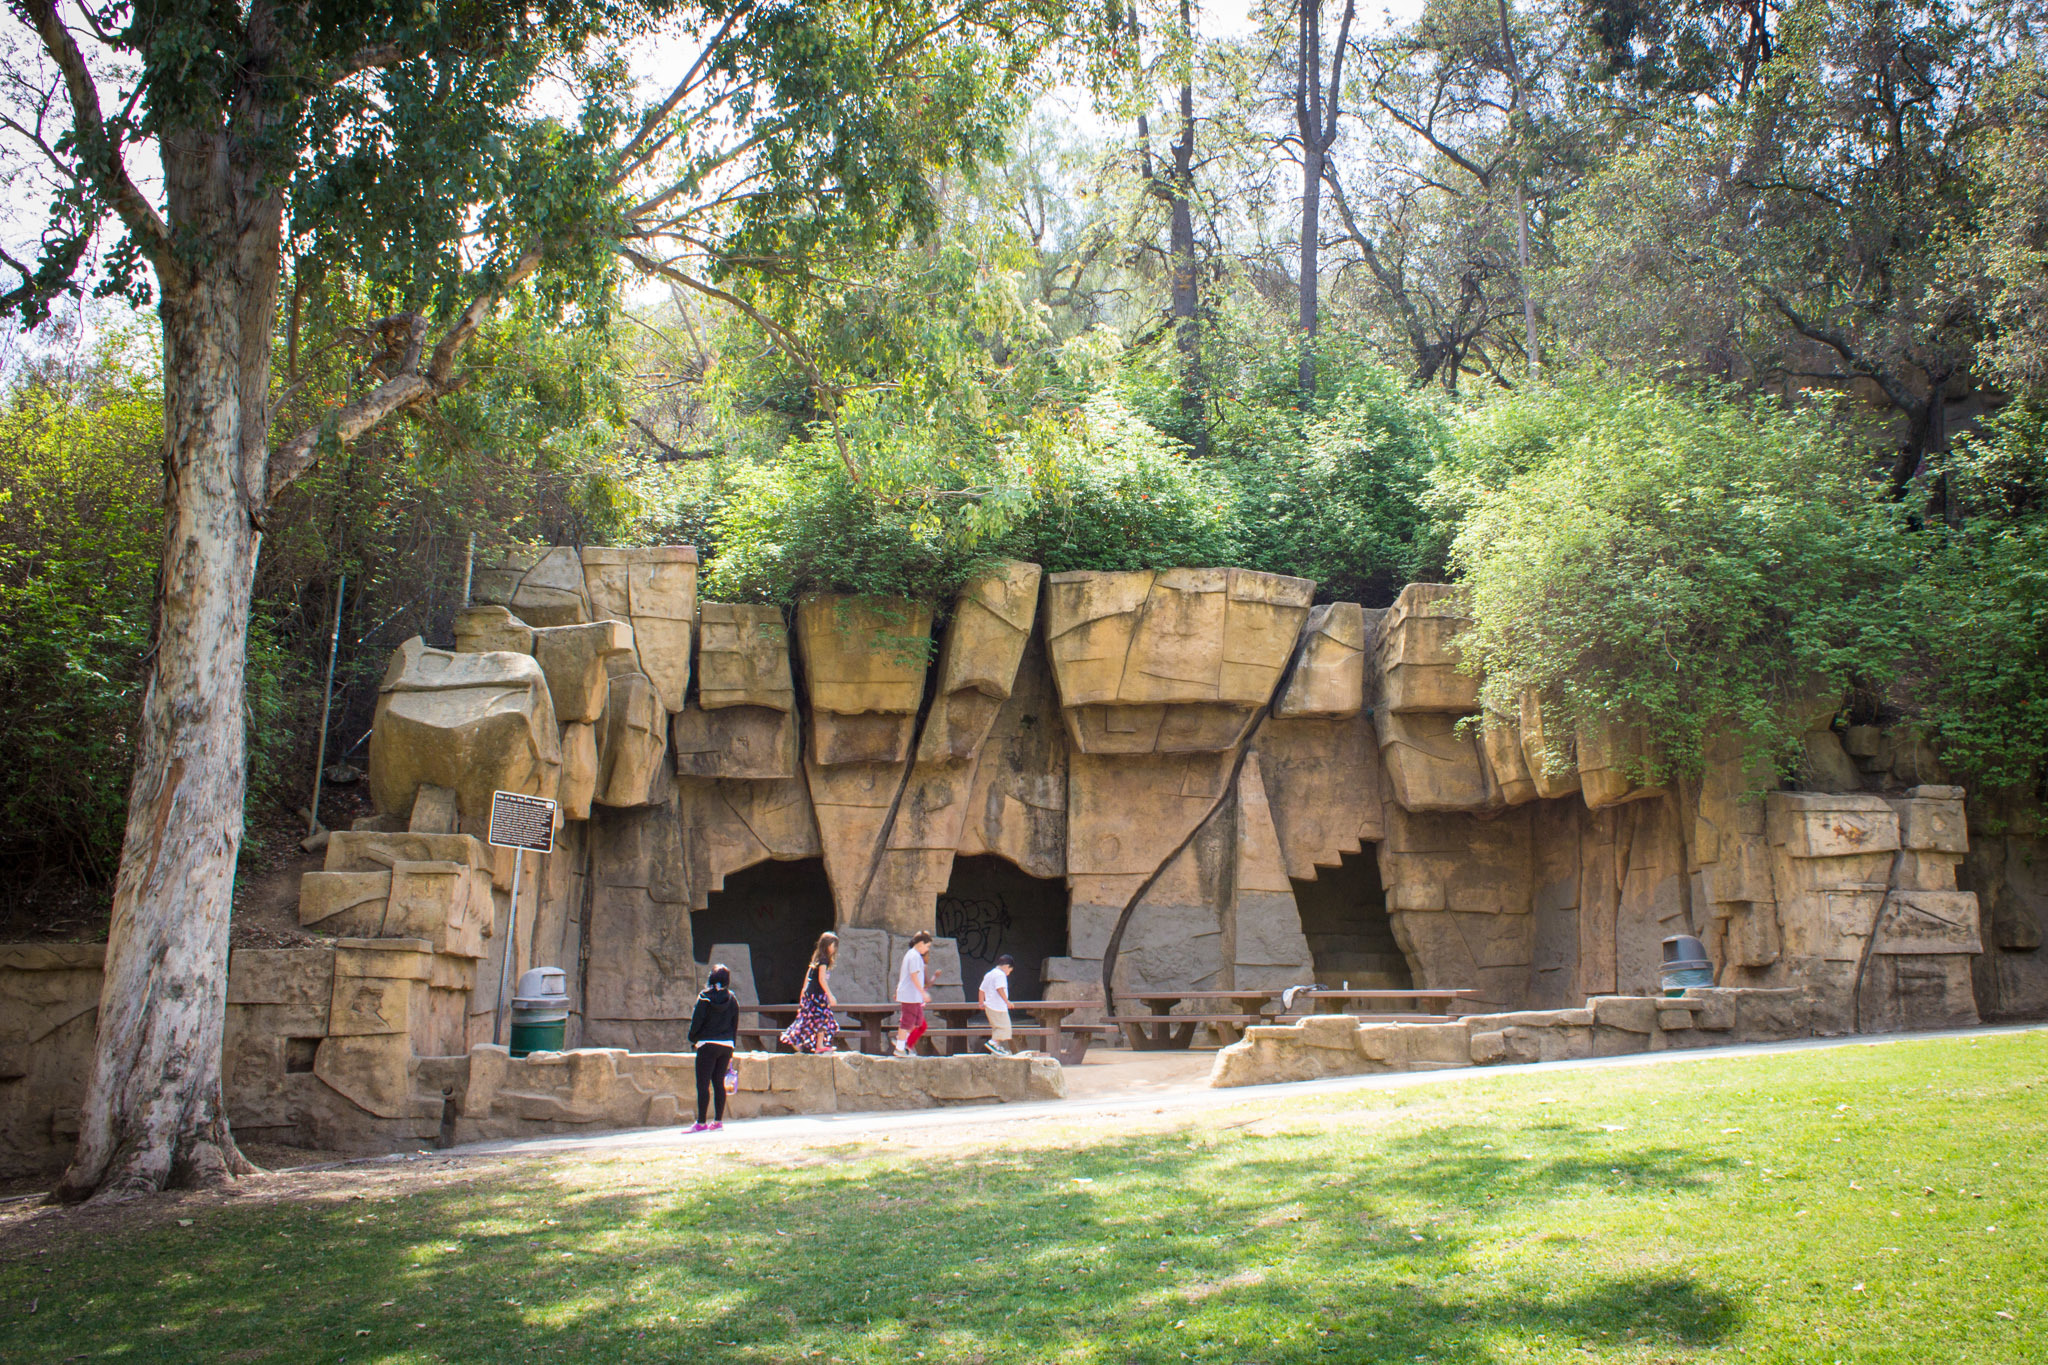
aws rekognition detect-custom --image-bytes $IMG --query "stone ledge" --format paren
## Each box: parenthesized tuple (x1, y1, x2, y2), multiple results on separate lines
(439, 1046, 1065, 1143)
(1209, 988, 1815, 1088)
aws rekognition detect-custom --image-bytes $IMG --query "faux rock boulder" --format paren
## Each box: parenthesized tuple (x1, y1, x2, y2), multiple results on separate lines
(471, 546, 590, 627)
(918, 561, 1042, 762)
(368, 639, 562, 822)
(579, 546, 699, 712)
(678, 603, 799, 780)
(596, 672, 672, 808)
(1374, 584, 1478, 715)
(530, 619, 635, 724)
(796, 595, 934, 765)
(1045, 567, 1314, 754)
(1274, 602, 1367, 719)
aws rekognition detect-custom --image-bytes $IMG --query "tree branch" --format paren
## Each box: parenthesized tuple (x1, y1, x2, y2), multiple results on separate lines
(628, 417, 717, 462)
(266, 251, 539, 497)
(14, 0, 175, 277)
(616, 244, 861, 483)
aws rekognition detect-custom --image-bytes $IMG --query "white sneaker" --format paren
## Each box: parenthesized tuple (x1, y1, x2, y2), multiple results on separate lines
(983, 1040, 1009, 1056)
(892, 1042, 910, 1057)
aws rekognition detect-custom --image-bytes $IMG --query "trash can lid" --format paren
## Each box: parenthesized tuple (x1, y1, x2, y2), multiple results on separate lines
(515, 966, 568, 1000)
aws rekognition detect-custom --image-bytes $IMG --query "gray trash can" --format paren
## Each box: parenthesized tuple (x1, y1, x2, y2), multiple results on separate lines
(1659, 935, 1714, 996)
(510, 966, 570, 1057)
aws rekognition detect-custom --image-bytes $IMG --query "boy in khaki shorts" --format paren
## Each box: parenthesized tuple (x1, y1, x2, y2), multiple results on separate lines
(979, 954, 1015, 1055)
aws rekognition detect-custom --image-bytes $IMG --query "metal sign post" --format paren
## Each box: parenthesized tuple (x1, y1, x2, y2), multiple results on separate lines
(488, 790, 558, 1048)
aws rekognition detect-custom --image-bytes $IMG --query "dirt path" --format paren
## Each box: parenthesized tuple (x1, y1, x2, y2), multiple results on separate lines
(4, 1021, 2040, 1255)
(451, 1018, 2048, 1160)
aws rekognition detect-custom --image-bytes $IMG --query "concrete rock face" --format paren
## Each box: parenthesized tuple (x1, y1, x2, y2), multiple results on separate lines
(8, 566, 2011, 1168)
(1045, 568, 1313, 755)
(369, 639, 562, 823)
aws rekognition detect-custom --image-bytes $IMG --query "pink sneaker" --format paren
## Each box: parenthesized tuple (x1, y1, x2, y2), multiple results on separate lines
(689, 1122, 709, 1132)
(708, 1121, 724, 1131)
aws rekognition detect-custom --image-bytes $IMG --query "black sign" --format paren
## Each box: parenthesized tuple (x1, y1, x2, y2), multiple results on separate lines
(488, 790, 557, 853)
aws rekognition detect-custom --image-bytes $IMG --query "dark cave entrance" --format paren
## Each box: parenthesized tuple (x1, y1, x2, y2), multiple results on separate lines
(935, 855, 1069, 1003)
(691, 856, 835, 1005)
(1290, 847, 1414, 990)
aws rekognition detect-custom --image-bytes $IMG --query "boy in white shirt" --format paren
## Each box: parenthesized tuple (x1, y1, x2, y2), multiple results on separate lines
(892, 931, 934, 1056)
(979, 955, 1015, 1056)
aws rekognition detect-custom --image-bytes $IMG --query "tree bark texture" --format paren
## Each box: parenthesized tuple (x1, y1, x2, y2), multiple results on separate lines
(56, 131, 281, 1203)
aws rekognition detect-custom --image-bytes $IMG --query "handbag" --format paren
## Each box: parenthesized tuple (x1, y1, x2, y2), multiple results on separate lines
(724, 1064, 739, 1096)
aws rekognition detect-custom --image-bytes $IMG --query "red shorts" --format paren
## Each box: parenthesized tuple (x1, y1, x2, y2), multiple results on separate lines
(898, 1001, 926, 1032)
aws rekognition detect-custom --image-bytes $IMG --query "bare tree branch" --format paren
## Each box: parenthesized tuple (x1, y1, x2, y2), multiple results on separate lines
(266, 251, 540, 496)
(616, 244, 862, 482)
(13, 0, 176, 278)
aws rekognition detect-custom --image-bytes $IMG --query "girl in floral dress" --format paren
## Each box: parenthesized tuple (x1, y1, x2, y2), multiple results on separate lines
(780, 931, 840, 1053)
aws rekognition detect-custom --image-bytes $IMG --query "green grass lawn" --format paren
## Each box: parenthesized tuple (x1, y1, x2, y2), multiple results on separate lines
(3, 1032, 2044, 1364)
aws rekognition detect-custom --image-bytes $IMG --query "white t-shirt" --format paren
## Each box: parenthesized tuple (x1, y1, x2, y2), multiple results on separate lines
(895, 948, 927, 1004)
(979, 968, 1011, 1012)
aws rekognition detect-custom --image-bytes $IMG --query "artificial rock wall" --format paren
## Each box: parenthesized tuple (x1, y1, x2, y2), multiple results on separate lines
(356, 551, 1995, 1032)
(6, 550, 2032, 1170)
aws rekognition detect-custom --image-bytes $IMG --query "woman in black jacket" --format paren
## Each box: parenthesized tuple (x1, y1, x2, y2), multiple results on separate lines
(686, 965, 740, 1131)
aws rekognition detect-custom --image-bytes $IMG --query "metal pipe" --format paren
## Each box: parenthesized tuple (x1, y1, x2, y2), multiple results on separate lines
(307, 572, 346, 839)
(462, 532, 475, 608)
(493, 850, 526, 1046)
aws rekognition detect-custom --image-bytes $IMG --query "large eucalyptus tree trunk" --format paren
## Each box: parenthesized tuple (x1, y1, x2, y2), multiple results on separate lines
(56, 138, 281, 1203)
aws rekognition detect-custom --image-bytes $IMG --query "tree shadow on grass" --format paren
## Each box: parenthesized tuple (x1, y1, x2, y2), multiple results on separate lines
(0, 1127, 1744, 1364)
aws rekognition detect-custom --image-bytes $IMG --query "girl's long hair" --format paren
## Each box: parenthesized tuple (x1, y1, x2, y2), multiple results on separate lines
(810, 931, 839, 968)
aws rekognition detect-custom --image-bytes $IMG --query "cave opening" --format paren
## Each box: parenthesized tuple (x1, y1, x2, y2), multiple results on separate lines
(935, 855, 1069, 1003)
(1290, 847, 1414, 990)
(691, 856, 836, 1005)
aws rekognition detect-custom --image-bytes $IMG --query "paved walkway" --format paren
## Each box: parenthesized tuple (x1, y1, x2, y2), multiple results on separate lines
(442, 1020, 2048, 1163)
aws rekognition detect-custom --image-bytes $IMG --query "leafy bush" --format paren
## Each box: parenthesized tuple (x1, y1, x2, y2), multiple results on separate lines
(999, 397, 1238, 573)
(701, 396, 1240, 605)
(1230, 370, 1449, 605)
(1448, 381, 1916, 782)
(699, 415, 1018, 605)
(0, 350, 164, 893)
(1913, 406, 2048, 795)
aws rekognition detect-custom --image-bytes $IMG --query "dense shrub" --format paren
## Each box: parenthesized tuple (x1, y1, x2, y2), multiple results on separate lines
(1448, 381, 1916, 782)
(999, 397, 1238, 573)
(1230, 370, 1449, 605)
(701, 396, 1240, 604)
(700, 419, 1015, 605)
(0, 357, 160, 894)
(1913, 406, 2048, 795)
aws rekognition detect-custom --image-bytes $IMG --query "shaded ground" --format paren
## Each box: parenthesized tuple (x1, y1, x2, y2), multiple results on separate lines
(3, 1031, 2042, 1363)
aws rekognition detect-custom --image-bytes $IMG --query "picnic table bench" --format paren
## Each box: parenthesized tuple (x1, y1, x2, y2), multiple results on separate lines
(734, 1000, 1103, 1065)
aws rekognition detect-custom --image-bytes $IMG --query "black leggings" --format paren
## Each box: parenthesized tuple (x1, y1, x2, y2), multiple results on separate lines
(694, 1043, 733, 1123)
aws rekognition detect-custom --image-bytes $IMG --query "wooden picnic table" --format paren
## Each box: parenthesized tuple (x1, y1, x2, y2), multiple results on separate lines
(1108, 991, 1282, 1050)
(920, 1000, 1104, 1065)
(739, 1002, 902, 1054)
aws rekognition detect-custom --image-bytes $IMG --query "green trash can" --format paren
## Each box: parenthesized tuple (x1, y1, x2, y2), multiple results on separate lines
(510, 966, 570, 1057)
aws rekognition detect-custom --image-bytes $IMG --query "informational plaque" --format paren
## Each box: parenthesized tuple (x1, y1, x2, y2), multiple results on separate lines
(487, 790, 558, 854)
